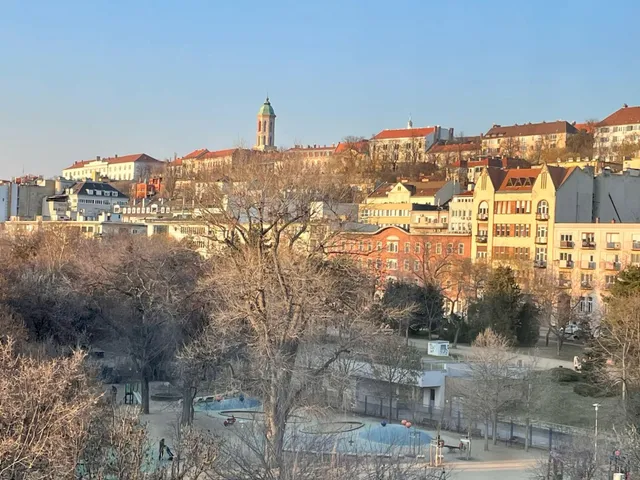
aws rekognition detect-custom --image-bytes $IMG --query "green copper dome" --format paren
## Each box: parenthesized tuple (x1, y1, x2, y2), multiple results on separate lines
(258, 97, 275, 116)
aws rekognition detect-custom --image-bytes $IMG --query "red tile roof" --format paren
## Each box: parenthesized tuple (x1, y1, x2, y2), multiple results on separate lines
(429, 142, 480, 153)
(497, 168, 541, 191)
(598, 105, 640, 127)
(485, 121, 578, 138)
(368, 180, 448, 199)
(183, 148, 209, 160)
(64, 153, 159, 170)
(334, 140, 369, 154)
(201, 148, 236, 159)
(373, 127, 436, 140)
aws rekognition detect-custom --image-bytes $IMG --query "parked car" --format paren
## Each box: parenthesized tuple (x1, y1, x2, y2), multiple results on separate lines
(560, 322, 581, 339)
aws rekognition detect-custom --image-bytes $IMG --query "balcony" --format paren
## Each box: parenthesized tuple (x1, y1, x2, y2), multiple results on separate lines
(581, 261, 596, 270)
(477, 212, 489, 221)
(559, 259, 574, 269)
(633, 241, 640, 251)
(417, 221, 448, 230)
(476, 235, 487, 244)
(536, 212, 549, 221)
(605, 261, 622, 271)
(606, 242, 621, 250)
(533, 259, 547, 269)
(560, 241, 574, 249)
(559, 279, 572, 289)
(581, 281, 593, 289)
(581, 240, 596, 249)
(535, 236, 548, 245)
(604, 282, 615, 290)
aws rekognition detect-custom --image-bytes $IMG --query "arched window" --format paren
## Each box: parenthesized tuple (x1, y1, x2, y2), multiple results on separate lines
(477, 201, 489, 219)
(258, 120, 261, 132)
(262, 135, 266, 145)
(537, 200, 549, 215)
(263, 121, 266, 133)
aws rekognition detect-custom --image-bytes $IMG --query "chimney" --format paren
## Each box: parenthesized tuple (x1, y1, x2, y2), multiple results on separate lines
(115, 154, 118, 158)
(623, 103, 629, 108)
(96, 156, 101, 161)
(595, 217, 600, 223)
(611, 219, 616, 223)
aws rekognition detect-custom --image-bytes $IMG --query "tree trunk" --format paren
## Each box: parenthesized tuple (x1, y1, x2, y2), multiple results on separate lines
(264, 404, 286, 472)
(405, 322, 409, 346)
(181, 385, 195, 426)
(388, 382, 394, 422)
(545, 327, 550, 347)
(492, 414, 498, 445)
(453, 319, 461, 349)
(556, 334, 564, 356)
(525, 417, 530, 452)
(141, 374, 150, 414)
(484, 418, 489, 451)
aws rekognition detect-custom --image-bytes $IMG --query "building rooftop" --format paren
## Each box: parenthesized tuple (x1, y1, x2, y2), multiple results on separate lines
(368, 180, 449, 199)
(258, 97, 276, 116)
(69, 181, 128, 198)
(373, 126, 436, 140)
(484, 121, 578, 138)
(598, 105, 640, 127)
(65, 153, 160, 170)
(201, 148, 237, 159)
(428, 142, 480, 154)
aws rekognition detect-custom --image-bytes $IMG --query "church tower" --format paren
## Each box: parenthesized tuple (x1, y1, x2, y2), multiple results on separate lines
(255, 97, 276, 151)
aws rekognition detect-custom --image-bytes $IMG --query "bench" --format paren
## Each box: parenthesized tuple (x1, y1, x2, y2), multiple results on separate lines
(444, 444, 461, 453)
(506, 436, 526, 448)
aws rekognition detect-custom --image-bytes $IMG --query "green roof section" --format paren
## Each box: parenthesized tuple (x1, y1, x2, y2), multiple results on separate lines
(258, 97, 275, 116)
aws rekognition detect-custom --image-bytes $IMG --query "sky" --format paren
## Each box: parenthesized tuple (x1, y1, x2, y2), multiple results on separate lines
(1, 0, 639, 179)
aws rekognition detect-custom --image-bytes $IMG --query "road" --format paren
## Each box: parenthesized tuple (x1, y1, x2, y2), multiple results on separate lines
(450, 459, 536, 479)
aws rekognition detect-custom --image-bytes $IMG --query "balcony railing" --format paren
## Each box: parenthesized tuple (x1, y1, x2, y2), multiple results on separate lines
(581, 240, 596, 249)
(559, 279, 572, 288)
(477, 212, 489, 221)
(604, 282, 615, 290)
(605, 261, 622, 271)
(633, 241, 640, 250)
(533, 259, 547, 269)
(536, 212, 549, 221)
(535, 236, 548, 245)
(581, 261, 596, 270)
(606, 242, 621, 250)
(581, 281, 593, 289)
(560, 241, 574, 249)
(476, 235, 487, 244)
(559, 259, 574, 269)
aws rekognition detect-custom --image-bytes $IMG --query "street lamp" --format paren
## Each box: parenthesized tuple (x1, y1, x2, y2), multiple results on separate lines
(593, 403, 601, 465)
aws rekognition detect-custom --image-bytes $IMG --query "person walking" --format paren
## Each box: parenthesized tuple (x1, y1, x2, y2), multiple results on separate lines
(159, 438, 165, 461)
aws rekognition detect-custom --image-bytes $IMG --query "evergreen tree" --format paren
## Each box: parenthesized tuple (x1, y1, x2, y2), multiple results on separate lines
(468, 266, 539, 346)
(607, 265, 640, 299)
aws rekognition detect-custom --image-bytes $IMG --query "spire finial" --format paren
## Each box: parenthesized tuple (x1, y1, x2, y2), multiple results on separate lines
(407, 114, 413, 129)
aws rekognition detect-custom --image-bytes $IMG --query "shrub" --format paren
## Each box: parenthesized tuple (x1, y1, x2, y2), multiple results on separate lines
(573, 383, 602, 397)
(550, 367, 581, 383)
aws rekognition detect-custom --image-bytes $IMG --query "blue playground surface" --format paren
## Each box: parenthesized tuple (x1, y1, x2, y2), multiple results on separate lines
(358, 423, 432, 446)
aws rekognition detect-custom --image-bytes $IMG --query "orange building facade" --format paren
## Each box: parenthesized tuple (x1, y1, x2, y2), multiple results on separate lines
(335, 226, 472, 314)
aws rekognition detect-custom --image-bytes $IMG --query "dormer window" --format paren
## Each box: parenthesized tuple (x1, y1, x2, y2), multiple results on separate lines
(96, 190, 102, 196)
(86, 189, 93, 195)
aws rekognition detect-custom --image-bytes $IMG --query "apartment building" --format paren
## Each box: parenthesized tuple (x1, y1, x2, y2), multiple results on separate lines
(482, 121, 578, 159)
(445, 157, 531, 186)
(594, 169, 640, 222)
(447, 191, 474, 233)
(42, 181, 128, 220)
(335, 226, 471, 313)
(471, 164, 593, 268)
(552, 222, 640, 319)
(594, 104, 640, 160)
(427, 141, 481, 167)
(359, 180, 461, 230)
(369, 121, 454, 166)
(63, 153, 163, 181)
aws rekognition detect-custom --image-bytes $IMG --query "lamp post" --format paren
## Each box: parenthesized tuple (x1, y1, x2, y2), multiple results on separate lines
(593, 403, 601, 466)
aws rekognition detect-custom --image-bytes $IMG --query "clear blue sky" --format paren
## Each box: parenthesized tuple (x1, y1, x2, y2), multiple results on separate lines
(1, 0, 638, 179)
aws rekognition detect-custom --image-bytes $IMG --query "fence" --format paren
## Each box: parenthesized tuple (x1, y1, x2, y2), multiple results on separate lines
(351, 394, 579, 451)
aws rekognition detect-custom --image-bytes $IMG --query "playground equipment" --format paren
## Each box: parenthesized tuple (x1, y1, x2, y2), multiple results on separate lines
(124, 383, 141, 405)
(429, 439, 444, 467)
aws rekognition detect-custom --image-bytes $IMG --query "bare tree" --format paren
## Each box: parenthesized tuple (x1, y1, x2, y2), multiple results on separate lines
(455, 329, 519, 451)
(369, 334, 422, 421)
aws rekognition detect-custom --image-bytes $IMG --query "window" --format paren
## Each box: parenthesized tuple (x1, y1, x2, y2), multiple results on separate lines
(605, 275, 617, 286)
(376, 241, 382, 251)
(414, 243, 421, 254)
(559, 252, 573, 261)
(458, 243, 464, 255)
(387, 241, 398, 253)
(581, 273, 593, 286)
(560, 234, 573, 242)
(476, 251, 487, 259)
(404, 242, 411, 253)
(446, 243, 453, 254)
(436, 243, 442, 254)
(386, 259, 398, 270)
(414, 260, 420, 271)
(537, 200, 549, 215)
(376, 259, 382, 269)
(403, 259, 410, 271)
(536, 225, 548, 238)
(358, 241, 363, 252)
(580, 296, 594, 313)
(478, 201, 489, 218)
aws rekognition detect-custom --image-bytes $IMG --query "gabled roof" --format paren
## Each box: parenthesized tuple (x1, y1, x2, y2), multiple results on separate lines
(484, 121, 578, 138)
(367, 180, 448, 199)
(598, 105, 640, 127)
(65, 153, 160, 170)
(183, 148, 209, 160)
(334, 140, 369, 154)
(373, 126, 436, 140)
(486, 169, 507, 190)
(69, 181, 128, 198)
(547, 165, 575, 188)
(498, 168, 541, 191)
(201, 148, 237, 159)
